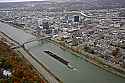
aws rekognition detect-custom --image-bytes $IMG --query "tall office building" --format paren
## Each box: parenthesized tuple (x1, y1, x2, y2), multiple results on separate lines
(74, 16, 79, 22)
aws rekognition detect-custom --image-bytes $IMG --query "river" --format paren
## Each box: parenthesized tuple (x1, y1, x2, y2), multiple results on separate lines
(0, 22, 125, 83)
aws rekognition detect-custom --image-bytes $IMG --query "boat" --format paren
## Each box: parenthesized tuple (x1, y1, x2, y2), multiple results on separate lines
(44, 50, 73, 69)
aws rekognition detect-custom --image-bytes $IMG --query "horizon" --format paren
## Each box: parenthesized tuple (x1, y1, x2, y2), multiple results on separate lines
(0, 0, 47, 3)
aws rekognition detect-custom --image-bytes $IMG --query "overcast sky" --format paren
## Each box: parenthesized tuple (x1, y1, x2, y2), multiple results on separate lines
(0, 0, 47, 2)
(0, 0, 82, 3)
(0, 0, 98, 3)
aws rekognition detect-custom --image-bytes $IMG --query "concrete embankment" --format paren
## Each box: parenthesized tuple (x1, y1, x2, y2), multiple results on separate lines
(50, 39, 125, 78)
(0, 32, 63, 83)
(0, 33, 46, 82)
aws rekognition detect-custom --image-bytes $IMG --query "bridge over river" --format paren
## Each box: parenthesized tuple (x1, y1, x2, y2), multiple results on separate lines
(0, 22, 125, 83)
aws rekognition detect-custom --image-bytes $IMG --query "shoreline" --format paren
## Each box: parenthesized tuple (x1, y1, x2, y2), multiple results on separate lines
(1, 20, 125, 79)
(0, 33, 46, 83)
(50, 39, 125, 79)
(0, 31, 62, 83)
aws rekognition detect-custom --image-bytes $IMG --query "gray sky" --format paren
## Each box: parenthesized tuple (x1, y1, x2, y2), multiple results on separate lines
(0, 0, 47, 2)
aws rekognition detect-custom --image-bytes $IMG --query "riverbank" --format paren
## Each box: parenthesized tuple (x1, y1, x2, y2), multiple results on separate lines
(0, 31, 63, 83)
(1, 20, 125, 80)
(0, 34, 46, 83)
(50, 38, 125, 78)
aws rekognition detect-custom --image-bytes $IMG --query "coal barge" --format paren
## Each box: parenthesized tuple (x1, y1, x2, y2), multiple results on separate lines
(44, 50, 73, 69)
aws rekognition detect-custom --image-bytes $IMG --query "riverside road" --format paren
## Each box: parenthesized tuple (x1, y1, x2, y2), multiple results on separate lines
(0, 22, 125, 83)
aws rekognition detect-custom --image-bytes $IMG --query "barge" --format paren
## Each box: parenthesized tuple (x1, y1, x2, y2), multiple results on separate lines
(44, 50, 74, 69)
